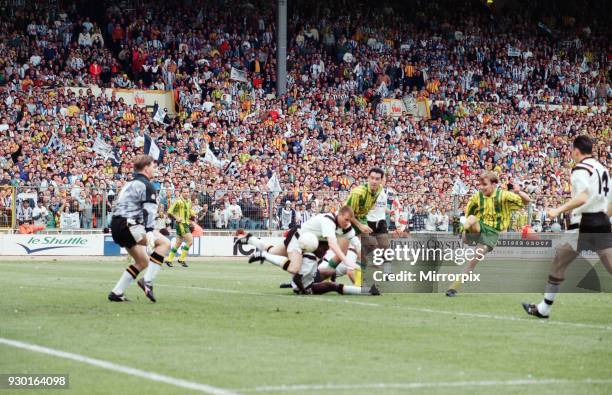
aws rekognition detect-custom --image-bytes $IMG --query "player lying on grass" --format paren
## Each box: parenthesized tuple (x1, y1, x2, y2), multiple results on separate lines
(523, 136, 612, 318)
(446, 171, 531, 297)
(235, 206, 379, 295)
(165, 187, 197, 268)
(108, 155, 170, 303)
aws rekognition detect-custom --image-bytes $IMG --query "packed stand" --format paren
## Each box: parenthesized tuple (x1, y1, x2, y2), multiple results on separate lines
(0, 0, 610, 232)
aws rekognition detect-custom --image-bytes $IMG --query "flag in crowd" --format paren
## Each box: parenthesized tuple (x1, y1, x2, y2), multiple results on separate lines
(267, 172, 282, 198)
(451, 178, 469, 196)
(152, 103, 169, 125)
(202, 146, 225, 168)
(144, 134, 162, 161)
(92, 136, 120, 163)
(46, 133, 64, 153)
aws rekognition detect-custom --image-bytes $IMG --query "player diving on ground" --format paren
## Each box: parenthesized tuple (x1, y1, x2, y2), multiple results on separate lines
(235, 206, 379, 295)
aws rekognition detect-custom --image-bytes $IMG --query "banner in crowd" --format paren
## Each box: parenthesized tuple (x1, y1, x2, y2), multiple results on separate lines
(379, 97, 431, 119)
(59, 212, 81, 229)
(0, 234, 104, 256)
(92, 136, 120, 162)
(379, 98, 405, 118)
(230, 67, 248, 83)
(507, 46, 521, 57)
(402, 96, 417, 114)
(64, 87, 176, 115)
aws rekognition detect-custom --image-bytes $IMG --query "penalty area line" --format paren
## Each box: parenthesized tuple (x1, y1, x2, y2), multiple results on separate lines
(235, 378, 612, 392)
(0, 337, 237, 395)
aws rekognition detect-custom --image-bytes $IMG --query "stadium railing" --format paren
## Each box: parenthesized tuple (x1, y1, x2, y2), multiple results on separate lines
(5, 185, 570, 233)
(13, 185, 108, 231)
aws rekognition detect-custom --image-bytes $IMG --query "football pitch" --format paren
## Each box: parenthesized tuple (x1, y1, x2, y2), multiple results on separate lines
(1, 258, 611, 395)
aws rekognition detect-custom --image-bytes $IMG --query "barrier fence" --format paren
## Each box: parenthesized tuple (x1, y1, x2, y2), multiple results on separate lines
(0, 185, 573, 233)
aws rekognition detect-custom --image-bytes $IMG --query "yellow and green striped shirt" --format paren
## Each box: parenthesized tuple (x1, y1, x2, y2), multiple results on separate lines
(168, 198, 195, 224)
(345, 183, 382, 223)
(465, 188, 524, 232)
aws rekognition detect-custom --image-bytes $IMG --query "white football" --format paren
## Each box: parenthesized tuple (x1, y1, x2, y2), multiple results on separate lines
(298, 232, 319, 252)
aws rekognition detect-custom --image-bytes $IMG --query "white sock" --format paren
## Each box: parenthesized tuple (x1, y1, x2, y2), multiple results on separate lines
(345, 249, 358, 269)
(262, 251, 288, 268)
(248, 236, 268, 250)
(335, 263, 348, 277)
(537, 300, 552, 316)
(383, 260, 392, 275)
(112, 271, 135, 295)
(537, 282, 559, 316)
(341, 285, 363, 295)
(144, 262, 161, 283)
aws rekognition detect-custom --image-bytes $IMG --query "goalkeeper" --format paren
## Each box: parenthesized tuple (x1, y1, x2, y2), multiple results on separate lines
(165, 187, 197, 268)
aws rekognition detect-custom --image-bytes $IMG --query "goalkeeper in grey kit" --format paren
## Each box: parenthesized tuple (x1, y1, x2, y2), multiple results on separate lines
(108, 155, 171, 303)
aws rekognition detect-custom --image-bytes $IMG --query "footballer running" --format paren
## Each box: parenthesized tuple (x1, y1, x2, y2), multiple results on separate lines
(523, 136, 612, 318)
(165, 187, 197, 267)
(446, 171, 531, 297)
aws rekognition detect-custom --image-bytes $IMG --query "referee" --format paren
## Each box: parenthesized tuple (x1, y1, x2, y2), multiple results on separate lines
(108, 155, 170, 303)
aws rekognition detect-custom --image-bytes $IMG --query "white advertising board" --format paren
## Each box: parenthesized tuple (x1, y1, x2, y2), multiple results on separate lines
(1, 234, 104, 256)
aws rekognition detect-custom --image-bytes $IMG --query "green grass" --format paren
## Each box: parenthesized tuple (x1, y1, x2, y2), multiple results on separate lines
(0, 258, 611, 395)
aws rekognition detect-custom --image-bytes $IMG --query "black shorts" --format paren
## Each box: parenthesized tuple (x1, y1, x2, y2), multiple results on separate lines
(577, 212, 612, 252)
(283, 227, 329, 259)
(111, 216, 138, 249)
(368, 220, 388, 235)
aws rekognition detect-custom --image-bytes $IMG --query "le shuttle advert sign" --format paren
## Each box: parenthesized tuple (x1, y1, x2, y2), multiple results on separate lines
(1, 235, 104, 256)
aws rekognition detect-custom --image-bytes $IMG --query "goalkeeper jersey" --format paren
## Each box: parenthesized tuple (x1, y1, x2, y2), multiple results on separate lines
(465, 188, 524, 232)
(345, 183, 382, 222)
(168, 197, 195, 223)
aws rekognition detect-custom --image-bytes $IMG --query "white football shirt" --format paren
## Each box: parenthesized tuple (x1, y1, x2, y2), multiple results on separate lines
(300, 213, 356, 242)
(367, 188, 388, 222)
(571, 157, 610, 216)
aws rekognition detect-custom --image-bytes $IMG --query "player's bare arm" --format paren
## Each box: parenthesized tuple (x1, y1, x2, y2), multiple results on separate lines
(546, 190, 589, 219)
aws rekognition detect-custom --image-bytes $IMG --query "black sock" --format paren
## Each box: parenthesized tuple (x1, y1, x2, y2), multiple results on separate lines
(312, 282, 342, 295)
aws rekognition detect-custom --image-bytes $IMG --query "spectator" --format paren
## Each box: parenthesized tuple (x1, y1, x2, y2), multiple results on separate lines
(278, 201, 296, 230)
(32, 200, 48, 228)
(16, 200, 33, 224)
(226, 198, 242, 230)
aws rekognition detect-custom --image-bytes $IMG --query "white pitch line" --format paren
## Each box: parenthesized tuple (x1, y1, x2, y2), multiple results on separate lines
(235, 378, 612, 392)
(169, 285, 612, 331)
(0, 337, 237, 395)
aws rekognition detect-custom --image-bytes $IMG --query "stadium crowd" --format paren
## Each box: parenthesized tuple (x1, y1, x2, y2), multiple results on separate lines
(0, 0, 610, 232)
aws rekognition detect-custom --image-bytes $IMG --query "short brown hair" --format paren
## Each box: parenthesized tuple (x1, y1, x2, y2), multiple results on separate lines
(134, 155, 154, 172)
(338, 205, 354, 218)
(479, 171, 499, 184)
